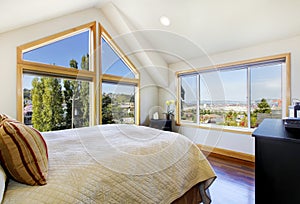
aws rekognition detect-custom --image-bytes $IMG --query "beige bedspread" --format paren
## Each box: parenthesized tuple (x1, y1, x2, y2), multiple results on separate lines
(3, 124, 215, 203)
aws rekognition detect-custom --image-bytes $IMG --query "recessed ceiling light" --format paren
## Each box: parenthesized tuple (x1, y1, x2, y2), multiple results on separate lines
(160, 16, 171, 26)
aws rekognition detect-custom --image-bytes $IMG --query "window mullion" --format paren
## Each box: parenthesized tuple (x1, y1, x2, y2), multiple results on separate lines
(196, 75, 200, 125)
(178, 77, 182, 123)
(247, 66, 251, 128)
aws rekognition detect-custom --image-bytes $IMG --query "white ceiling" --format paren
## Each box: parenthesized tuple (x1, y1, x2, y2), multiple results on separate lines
(1, 0, 300, 64)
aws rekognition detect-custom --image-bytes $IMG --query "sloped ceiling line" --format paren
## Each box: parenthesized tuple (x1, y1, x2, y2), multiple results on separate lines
(100, 2, 169, 88)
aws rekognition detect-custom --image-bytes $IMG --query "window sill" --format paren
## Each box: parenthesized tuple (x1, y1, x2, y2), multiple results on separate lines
(176, 122, 254, 135)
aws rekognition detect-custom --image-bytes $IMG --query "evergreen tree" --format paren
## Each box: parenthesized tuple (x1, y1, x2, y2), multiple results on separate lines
(41, 77, 54, 131)
(80, 81, 90, 127)
(69, 59, 78, 69)
(102, 93, 115, 124)
(80, 54, 90, 127)
(31, 77, 44, 130)
(63, 80, 73, 129)
(51, 78, 64, 130)
(255, 98, 271, 114)
(31, 77, 64, 132)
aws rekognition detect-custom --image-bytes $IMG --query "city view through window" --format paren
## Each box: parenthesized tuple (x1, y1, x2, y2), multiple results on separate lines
(180, 63, 283, 128)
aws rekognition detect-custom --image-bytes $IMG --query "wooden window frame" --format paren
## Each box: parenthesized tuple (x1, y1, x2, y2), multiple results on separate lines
(99, 25, 140, 125)
(17, 22, 140, 126)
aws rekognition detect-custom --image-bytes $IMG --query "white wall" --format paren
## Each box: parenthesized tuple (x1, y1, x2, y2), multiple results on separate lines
(168, 35, 300, 155)
(0, 8, 157, 125)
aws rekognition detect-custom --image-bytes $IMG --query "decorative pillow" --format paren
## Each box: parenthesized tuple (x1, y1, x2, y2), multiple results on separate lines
(0, 114, 8, 123)
(0, 165, 6, 203)
(0, 118, 48, 186)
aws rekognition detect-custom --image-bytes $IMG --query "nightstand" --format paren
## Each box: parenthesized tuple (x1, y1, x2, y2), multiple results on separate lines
(149, 119, 172, 131)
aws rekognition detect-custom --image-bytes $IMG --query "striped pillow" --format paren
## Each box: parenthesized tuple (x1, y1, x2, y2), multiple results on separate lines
(0, 114, 8, 123)
(0, 118, 48, 186)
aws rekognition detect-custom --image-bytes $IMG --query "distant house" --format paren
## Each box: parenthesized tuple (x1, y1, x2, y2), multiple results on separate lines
(24, 104, 32, 125)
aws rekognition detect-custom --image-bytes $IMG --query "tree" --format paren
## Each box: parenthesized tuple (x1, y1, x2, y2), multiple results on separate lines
(255, 98, 271, 114)
(81, 54, 89, 71)
(30, 55, 90, 131)
(102, 93, 115, 124)
(31, 78, 44, 130)
(252, 98, 272, 127)
(69, 59, 78, 69)
(80, 54, 90, 127)
(63, 80, 73, 129)
(31, 77, 64, 131)
(51, 78, 64, 130)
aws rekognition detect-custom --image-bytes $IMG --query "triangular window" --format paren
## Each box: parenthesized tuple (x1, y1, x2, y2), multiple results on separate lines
(101, 37, 135, 78)
(23, 30, 90, 70)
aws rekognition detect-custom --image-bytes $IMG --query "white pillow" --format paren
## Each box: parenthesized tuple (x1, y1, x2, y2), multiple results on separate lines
(0, 165, 6, 203)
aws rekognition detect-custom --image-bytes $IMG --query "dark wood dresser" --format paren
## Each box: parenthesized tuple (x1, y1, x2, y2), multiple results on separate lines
(149, 119, 172, 131)
(252, 118, 300, 204)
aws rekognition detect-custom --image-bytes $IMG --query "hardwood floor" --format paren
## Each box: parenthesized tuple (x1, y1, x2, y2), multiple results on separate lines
(206, 153, 255, 204)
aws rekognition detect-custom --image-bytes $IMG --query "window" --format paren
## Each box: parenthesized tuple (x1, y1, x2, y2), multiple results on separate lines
(102, 82, 136, 124)
(250, 63, 282, 127)
(198, 69, 248, 127)
(17, 22, 140, 131)
(23, 30, 90, 70)
(177, 54, 290, 132)
(23, 74, 93, 131)
(100, 29, 139, 124)
(101, 37, 135, 78)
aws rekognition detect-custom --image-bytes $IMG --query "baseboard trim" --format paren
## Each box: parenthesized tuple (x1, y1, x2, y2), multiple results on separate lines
(197, 144, 255, 162)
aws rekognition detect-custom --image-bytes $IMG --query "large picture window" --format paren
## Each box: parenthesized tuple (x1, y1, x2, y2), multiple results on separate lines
(177, 54, 290, 132)
(17, 22, 140, 131)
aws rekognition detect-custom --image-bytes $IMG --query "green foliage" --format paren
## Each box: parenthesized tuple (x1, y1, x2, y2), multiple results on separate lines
(102, 93, 115, 124)
(31, 78, 44, 130)
(80, 81, 90, 127)
(81, 54, 89, 70)
(50, 78, 64, 130)
(254, 98, 271, 114)
(31, 77, 64, 131)
(195, 99, 271, 128)
(69, 59, 78, 69)
(63, 80, 73, 129)
(101, 92, 135, 124)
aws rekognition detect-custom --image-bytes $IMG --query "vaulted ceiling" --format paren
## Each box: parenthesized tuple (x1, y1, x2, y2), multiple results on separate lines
(1, 0, 300, 64)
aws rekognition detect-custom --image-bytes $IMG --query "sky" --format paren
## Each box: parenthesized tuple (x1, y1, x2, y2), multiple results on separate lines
(22, 31, 135, 95)
(23, 30, 89, 68)
(181, 63, 282, 103)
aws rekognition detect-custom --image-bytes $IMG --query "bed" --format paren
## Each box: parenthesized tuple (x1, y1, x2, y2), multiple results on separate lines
(0, 117, 216, 204)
